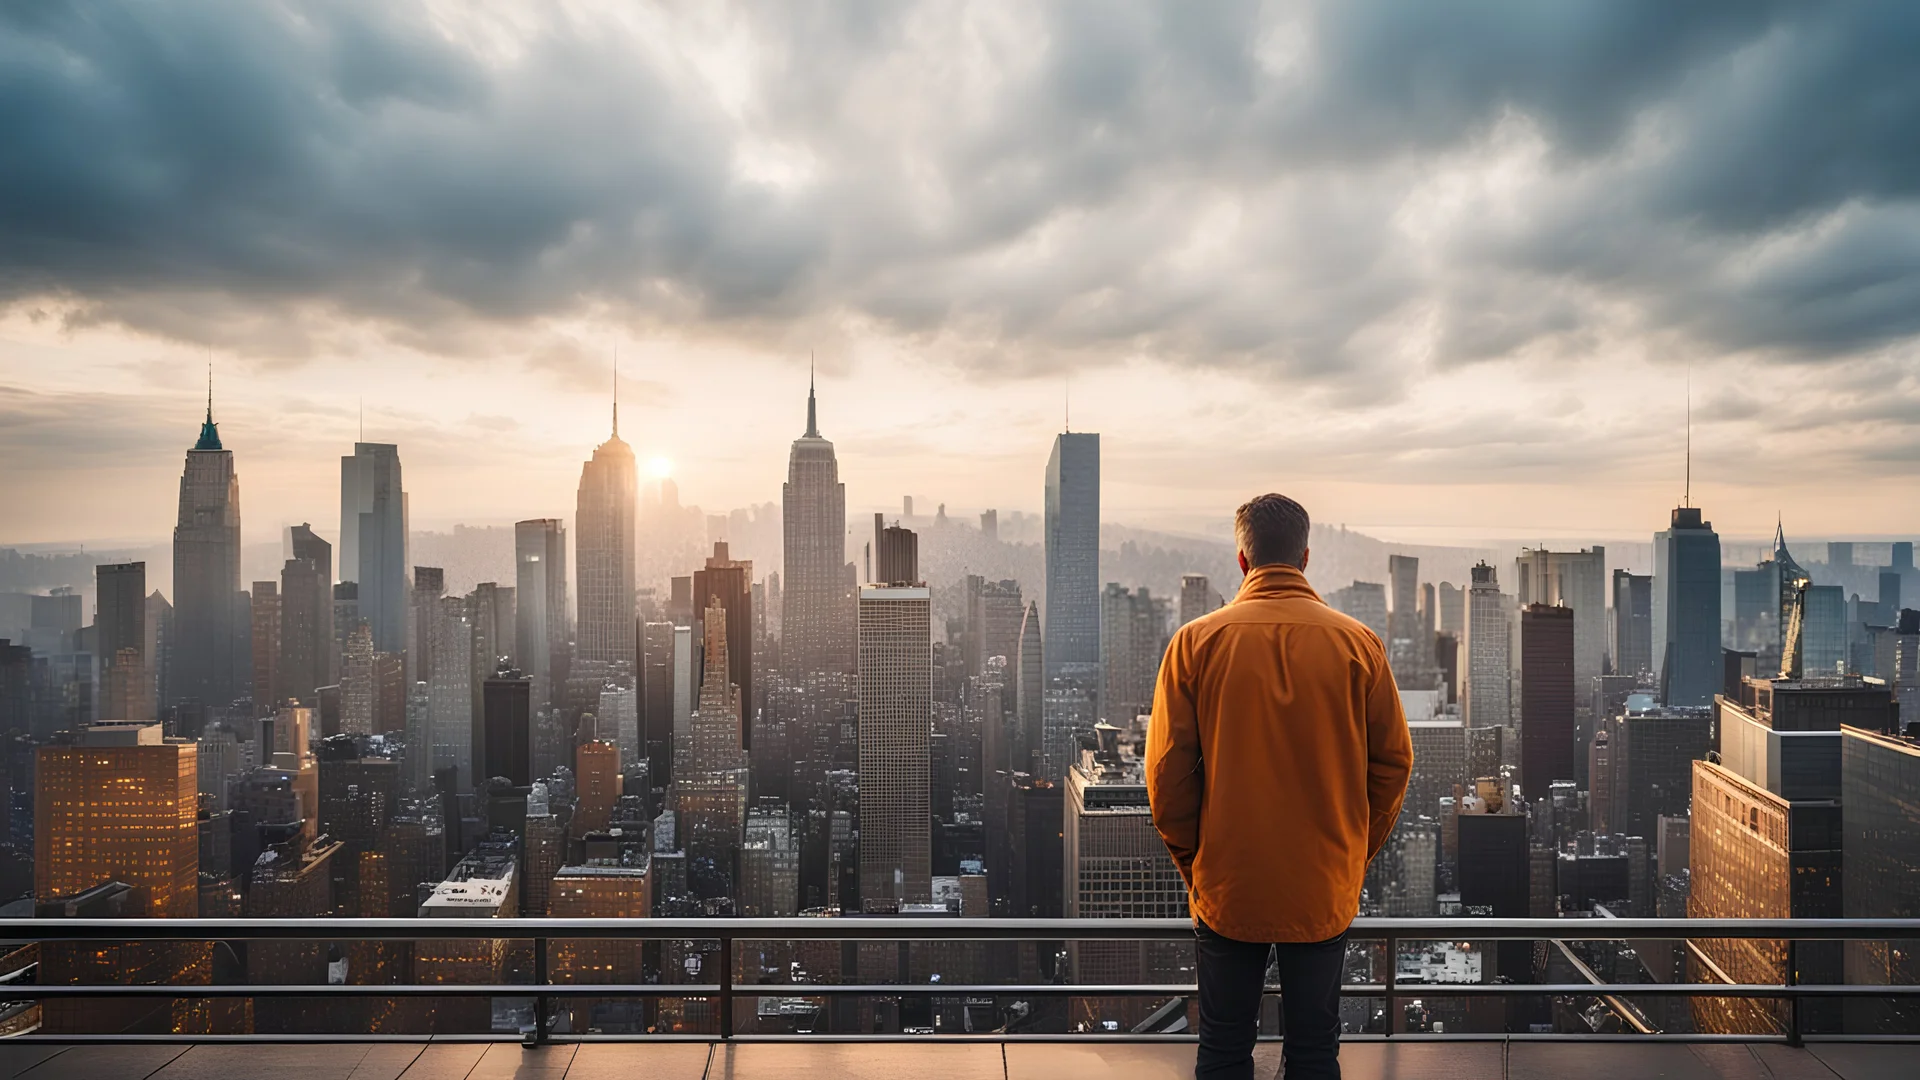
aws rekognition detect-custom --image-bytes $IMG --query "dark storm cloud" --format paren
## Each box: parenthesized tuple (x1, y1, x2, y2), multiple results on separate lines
(4, 0, 1920, 377)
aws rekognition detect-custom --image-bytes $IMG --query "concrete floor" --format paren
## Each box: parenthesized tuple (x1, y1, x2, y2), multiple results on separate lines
(3, 1040, 1916, 1080)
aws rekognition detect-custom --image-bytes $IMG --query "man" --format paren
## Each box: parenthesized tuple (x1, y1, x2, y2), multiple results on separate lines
(1147, 494, 1412, 1079)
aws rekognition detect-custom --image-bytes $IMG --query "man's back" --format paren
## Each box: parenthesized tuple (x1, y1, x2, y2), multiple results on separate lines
(1146, 563, 1413, 943)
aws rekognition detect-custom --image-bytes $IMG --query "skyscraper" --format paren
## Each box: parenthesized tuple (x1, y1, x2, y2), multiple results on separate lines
(95, 561, 148, 724)
(1387, 555, 1423, 673)
(858, 583, 933, 906)
(782, 374, 852, 679)
(1655, 507, 1722, 707)
(1515, 547, 1607, 694)
(1611, 569, 1653, 679)
(1100, 584, 1166, 723)
(36, 723, 198, 915)
(1178, 574, 1218, 627)
(481, 668, 532, 786)
(279, 525, 333, 707)
(1016, 600, 1043, 777)
(873, 516, 918, 585)
(172, 392, 244, 713)
(693, 542, 753, 749)
(675, 599, 748, 875)
(515, 518, 568, 711)
(1519, 604, 1575, 796)
(575, 396, 637, 665)
(339, 443, 408, 655)
(1464, 562, 1511, 728)
(249, 579, 280, 715)
(1044, 431, 1100, 679)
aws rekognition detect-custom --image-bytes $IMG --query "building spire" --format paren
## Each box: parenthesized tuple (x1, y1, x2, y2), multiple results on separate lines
(612, 345, 620, 439)
(805, 351, 819, 438)
(194, 360, 223, 451)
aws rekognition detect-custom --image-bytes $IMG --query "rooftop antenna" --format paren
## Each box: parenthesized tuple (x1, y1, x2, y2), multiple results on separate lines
(1064, 375, 1071, 433)
(205, 358, 213, 423)
(805, 350, 819, 438)
(1684, 360, 1692, 509)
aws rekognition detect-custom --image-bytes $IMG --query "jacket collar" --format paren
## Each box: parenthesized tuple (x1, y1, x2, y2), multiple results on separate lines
(1234, 563, 1323, 604)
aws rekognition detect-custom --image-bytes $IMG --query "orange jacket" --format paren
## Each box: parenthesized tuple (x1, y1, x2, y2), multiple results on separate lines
(1146, 564, 1413, 943)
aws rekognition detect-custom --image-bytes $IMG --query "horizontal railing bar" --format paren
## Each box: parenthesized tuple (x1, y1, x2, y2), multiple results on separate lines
(10, 981, 1920, 1000)
(4, 916, 1920, 942)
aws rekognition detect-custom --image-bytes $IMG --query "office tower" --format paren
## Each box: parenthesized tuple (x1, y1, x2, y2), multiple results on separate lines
(1064, 723, 1189, 1010)
(1328, 581, 1388, 641)
(514, 518, 568, 711)
(468, 580, 515, 672)
(1367, 817, 1439, 917)
(1101, 584, 1166, 723)
(1515, 547, 1607, 694)
(858, 583, 933, 906)
(574, 739, 621, 837)
(482, 668, 532, 786)
(1611, 570, 1653, 679)
(1436, 581, 1465, 637)
(376, 799, 446, 917)
(1654, 506, 1722, 706)
(1178, 574, 1218, 627)
(279, 525, 332, 707)
(143, 589, 173, 721)
(693, 541, 753, 748)
(414, 833, 520, 1030)
(1387, 555, 1423, 673)
(1519, 604, 1575, 796)
(964, 577, 1025, 679)
(782, 375, 853, 678)
(1464, 563, 1511, 728)
(1405, 717, 1468, 821)
(1840, 726, 1920, 1033)
(36, 723, 198, 914)
(96, 561, 148, 723)
(1802, 584, 1848, 676)
(873, 516, 918, 585)
(740, 808, 800, 916)
(341, 623, 375, 736)
(1590, 707, 1708, 846)
(407, 566, 445, 691)
(600, 682, 640, 767)
(1457, 782, 1531, 985)
(317, 746, 397, 917)
(641, 621, 675, 787)
(576, 399, 637, 665)
(249, 579, 280, 716)
(549, 853, 653, 1012)
(674, 601, 748, 885)
(1044, 431, 1100, 678)
(339, 442, 408, 654)
(1016, 601, 1043, 776)
(1004, 773, 1064, 918)
(428, 597, 476, 785)
(1689, 757, 1842, 1034)
(172, 393, 244, 713)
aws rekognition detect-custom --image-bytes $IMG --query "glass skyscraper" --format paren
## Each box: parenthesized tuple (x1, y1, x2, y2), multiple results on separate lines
(339, 442, 408, 655)
(1655, 506, 1721, 707)
(1044, 431, 1100, 680)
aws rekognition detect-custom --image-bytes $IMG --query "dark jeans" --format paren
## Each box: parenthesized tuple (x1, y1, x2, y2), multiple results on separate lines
(1194, 920, 1346, 1080)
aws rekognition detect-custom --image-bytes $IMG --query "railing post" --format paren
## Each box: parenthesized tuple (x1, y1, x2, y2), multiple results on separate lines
(1785, 938, 1801, 1047)
(532, 935, 549, 1046)
(719, 933, 735, 1040)
(1382, 935, 1396, 1037)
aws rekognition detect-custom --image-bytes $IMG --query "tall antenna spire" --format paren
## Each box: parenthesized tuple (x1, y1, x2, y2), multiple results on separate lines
(1684, 360, 1692, 508)
(205, 359, 214, 423)
(612, 345, 620, 439)
(804, 350, 819, 438)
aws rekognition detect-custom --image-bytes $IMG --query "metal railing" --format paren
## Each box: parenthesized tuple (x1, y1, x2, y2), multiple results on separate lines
(4, 916, 1919, 1044)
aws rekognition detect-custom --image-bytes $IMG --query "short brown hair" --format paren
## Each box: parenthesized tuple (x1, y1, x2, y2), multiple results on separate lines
(1235, 494, 1310, 569)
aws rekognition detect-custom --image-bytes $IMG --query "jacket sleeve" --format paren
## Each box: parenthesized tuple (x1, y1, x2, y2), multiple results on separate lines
(1146, 629, 1203, 885)
(1364, 644, 1413, 862)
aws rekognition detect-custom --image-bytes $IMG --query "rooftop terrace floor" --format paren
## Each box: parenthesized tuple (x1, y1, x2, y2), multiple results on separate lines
(3, 1040, 1918, 1080)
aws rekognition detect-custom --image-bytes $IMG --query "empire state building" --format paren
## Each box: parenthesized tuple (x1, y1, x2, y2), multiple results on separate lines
(781, 374, 852, 678)
(575, 393, 637, 665)
(171, 382, 244, 713)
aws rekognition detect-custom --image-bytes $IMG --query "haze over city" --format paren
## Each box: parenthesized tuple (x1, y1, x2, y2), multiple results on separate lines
(6, 2, 1920, 544)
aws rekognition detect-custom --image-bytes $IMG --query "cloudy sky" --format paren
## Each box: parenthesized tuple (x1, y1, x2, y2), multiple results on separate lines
(4, 0, 1919, 547)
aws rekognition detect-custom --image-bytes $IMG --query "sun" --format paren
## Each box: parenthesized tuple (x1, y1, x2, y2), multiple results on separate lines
(647, 456, 673, 479)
